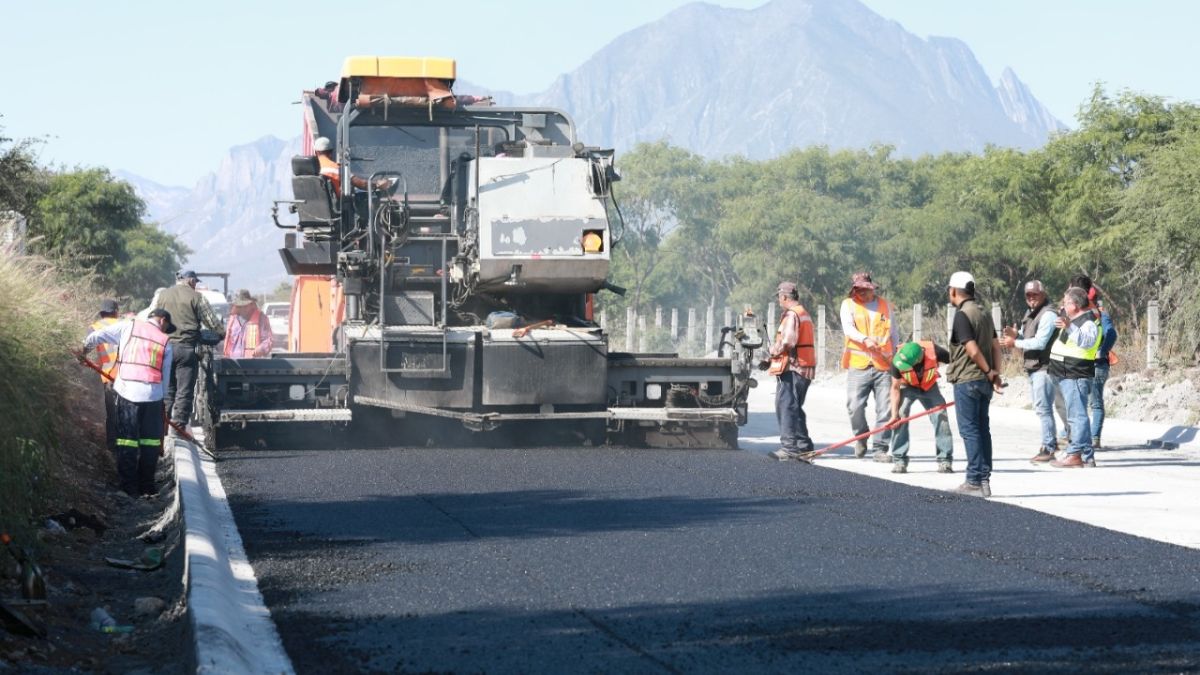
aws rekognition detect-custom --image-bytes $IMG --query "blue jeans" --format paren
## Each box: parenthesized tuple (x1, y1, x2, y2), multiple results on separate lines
(776, 371, 814, 452)
(1090, 362, 1109, 440)
(846, 368, 892, 452)
(953, 380, 993, 485)
(1029, 369, 1057, 449)
(890, 386, 953, 463)
(1058, 377, 1094, 462)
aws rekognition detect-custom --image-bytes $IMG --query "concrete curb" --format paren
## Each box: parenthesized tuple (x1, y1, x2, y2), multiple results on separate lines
(174, 437, 294, 674)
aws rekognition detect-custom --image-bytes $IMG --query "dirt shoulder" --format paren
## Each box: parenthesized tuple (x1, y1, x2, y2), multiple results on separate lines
(1, 378, 187, 673)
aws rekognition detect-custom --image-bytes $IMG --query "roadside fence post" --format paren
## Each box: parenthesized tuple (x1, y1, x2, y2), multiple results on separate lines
(638, 314, 648, 353)
(598, 309, 606, 331)
(817, 304, 827, 372)
(1147, 300, 1160, 369)
(704, 305, 715, 354)
(687, 308, 697, 354)
(625, 307, 635, 352)
(946, 304, 956, 342)
(670, 308, 679, 341)
(991, 306, 1003, 338)
(655, 306, 663, 330)
(912, 303, 922, 341)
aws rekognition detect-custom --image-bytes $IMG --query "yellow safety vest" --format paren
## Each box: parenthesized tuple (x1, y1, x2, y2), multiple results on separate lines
(841, 297, 894, 371)
(90, 317, 120, 380)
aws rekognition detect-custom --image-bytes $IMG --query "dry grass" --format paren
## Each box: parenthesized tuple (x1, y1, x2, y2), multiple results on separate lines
(0, 247, 99, 547)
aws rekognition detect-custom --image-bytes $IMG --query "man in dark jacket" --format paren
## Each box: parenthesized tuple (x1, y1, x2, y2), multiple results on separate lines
(152, 270, 223, 430)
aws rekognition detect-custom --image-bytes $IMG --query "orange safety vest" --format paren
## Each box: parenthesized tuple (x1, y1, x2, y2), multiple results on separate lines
(318, 153, 341, 194)
(768, 304, 817, 375)
(899, 340, 939, 391)
(117, 321, 169, 384)
(841, 297, 894, 371)
(90, 317, 120, 380)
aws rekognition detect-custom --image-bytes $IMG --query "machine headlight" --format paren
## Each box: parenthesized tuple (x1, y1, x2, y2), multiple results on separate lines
(645, 383, 663, 401)
(288, 385, 306, 401)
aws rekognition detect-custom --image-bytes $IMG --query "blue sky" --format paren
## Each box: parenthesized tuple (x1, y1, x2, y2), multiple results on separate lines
(1, 0, 1195, 187)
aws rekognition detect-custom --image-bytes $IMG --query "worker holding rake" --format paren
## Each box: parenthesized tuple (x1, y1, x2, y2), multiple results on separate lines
(886, 341, 955, 474)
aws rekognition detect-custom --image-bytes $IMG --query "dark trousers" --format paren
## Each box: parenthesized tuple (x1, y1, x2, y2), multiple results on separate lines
(953, 379, 994, 485)
(115, 395, 164, 496)
(103, 384, 118, 452)
(776, 370, 814, 452)
(165, 341, 197, 427)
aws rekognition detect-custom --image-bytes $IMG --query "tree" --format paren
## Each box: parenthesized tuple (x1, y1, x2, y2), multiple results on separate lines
(109, 223, 191, 308)
(0, 122, 49, 217)
(30, 169, 146, 277)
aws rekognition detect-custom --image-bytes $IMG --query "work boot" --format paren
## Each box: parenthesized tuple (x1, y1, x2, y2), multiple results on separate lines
(1050, 453, 1085, 468)
(853, 441, 868, 458)
(980, 480, 992, 498)
(872, 450, 891, 463)
(954, 482, 985, 497)
(1030, 447, 1056, 463)
(1084, 458, 1097, 468)
(937, 462, 953, 474)
(769, 448, 794, 461)
(891, 461, 907, 474)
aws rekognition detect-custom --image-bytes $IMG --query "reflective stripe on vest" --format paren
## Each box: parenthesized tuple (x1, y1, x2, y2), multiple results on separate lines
(244, 309, 261, 351)
(90, 317, 120, 379)
(899, 340, 939, 391)
(117, 321, 169, 384)
(841, 297, 893, 370)
(768, 304, 816, 374)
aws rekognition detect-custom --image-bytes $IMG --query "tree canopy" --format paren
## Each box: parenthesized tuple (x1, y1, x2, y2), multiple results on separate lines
(604, 88, 1200, 362)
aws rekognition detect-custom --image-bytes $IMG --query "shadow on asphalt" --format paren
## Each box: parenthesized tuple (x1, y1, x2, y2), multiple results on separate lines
(228, 489, 799, 550)
(266, 586, 1200, 674)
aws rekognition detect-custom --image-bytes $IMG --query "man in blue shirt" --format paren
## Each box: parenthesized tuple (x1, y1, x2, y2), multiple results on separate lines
(1000, 280, 1059, 462)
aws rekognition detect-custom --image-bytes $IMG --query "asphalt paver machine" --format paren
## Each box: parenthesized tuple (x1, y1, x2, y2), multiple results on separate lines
(203, 56, 762, 450)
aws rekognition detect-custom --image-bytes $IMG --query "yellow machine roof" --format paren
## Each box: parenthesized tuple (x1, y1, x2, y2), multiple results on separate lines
(340, 56, 456, 81)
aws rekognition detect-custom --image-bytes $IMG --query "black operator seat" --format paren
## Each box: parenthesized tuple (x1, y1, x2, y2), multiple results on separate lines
(290, 155, 337, 233)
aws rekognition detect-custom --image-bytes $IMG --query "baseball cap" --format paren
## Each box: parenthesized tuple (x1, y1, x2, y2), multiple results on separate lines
(893, 341, 924, 371)
(948, 271, 975, 290)
(775, 281, 797, 296)
(148, 308, 177, 334)
(177, 270, 198, 281)
(1023, 280, 1046, 295)
(98, 299, 119, 315)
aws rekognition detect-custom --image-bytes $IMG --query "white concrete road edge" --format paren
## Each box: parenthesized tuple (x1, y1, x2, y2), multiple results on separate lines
(174, 436, 295, 675)
(741, 374, 1200, 549)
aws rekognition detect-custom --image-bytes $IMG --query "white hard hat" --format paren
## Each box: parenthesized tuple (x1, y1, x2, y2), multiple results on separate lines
(313, 137, 332, 152)
(948, 271, 975, 290)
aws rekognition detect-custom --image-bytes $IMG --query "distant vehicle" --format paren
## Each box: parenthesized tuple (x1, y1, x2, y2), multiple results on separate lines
(262, 302, 290, 349)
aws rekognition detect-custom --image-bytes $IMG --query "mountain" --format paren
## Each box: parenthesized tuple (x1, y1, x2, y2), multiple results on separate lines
(123, 0, 1065, 290)
(514, 0, 1064, 156)
(134, 136, 300, 292)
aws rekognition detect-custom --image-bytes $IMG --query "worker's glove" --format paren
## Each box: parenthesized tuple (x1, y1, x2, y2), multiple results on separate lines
(70, 347, 87, 363)
(756, 359, 770, 371)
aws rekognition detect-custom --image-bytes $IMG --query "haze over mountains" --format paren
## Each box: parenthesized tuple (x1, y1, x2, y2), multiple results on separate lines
(124, 0, 1065, 290)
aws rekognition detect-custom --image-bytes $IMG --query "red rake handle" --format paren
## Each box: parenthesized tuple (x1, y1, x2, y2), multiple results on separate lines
(78, 356, 196, 443)
(810, 400, 955, 459)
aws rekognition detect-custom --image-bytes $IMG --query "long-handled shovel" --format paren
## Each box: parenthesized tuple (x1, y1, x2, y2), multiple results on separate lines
(797, 401, 956, 463)
(78, 356, 198, 444)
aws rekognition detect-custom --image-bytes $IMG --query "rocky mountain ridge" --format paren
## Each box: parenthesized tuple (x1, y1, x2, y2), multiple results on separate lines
(123, 0, 1065, 290)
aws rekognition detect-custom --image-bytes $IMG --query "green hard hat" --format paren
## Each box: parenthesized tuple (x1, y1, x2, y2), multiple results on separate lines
(893, 341, 923, 371)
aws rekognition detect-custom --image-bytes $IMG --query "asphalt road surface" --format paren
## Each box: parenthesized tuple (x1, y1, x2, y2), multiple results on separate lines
(219, 440, 1200, 673)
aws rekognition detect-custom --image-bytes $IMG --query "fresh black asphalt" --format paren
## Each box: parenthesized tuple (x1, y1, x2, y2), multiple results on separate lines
(218, 440, 1200, 673)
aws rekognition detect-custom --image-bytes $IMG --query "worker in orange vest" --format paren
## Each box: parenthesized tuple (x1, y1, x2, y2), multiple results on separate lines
(766, 281, 817, 461)
(78, 309, 175, 497)
(886, 341, 954, 474)
(224, 289, 274, 358)
(314, 137, 391, 195)
(839, 271, 898, 461)
(90, 299, 122, 453)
